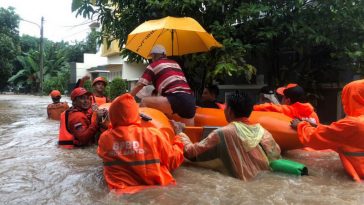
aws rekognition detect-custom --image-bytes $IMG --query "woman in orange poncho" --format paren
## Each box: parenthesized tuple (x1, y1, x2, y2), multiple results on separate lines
(254, 84, 319, 124)
(291, 79, 364, 181)
(97, 93, 184, 194)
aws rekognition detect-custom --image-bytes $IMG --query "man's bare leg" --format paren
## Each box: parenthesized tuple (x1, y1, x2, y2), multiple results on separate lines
(141, 96, 194, 126)
(140, 96, 173, 118)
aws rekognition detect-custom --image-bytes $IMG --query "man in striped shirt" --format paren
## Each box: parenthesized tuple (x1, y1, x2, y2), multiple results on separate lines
(130, 44, 196, 125)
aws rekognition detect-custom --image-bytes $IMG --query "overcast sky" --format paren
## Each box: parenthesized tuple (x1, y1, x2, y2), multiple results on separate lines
(0, 0, 96, 43)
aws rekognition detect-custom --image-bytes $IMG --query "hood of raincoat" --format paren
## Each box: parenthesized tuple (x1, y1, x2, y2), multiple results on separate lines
(109, 93, 141, 127)
(342, 79, 364, 117)
(232, 121, 265, 152)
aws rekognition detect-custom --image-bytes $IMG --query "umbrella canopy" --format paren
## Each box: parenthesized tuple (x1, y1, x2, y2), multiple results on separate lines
(126, 16, 222, 59)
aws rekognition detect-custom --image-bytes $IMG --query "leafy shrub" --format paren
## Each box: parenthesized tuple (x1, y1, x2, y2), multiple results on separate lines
(109, 77, 127, 100)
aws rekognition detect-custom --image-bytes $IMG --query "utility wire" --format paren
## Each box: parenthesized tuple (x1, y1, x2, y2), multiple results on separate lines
(61, 19, 97, 28)
(20, 18, 41, 28)
(61, 27, 91, 41)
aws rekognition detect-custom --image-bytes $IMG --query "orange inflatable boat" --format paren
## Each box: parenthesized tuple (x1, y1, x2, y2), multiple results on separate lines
(92, 104, 303, 151)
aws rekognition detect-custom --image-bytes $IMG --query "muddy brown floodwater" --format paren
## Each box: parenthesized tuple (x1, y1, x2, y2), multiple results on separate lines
(0, 95, 364, 205)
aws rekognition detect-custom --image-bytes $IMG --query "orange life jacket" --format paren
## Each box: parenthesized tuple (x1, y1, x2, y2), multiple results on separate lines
(91, 95, 108, 106)
(58, 110, 74, 149)
(47, 102, 69, 120)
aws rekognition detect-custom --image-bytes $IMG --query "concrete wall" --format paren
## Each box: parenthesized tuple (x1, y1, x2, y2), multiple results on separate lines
(122, 62, 146, 81)
(84, 53, 107, 66)
(107, 54, 123, 65)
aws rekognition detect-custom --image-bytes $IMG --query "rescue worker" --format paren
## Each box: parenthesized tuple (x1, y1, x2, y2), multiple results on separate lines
(91, 76, 111, 106)
(291, 79, 364, 182)
(130, 44, 196, 126)
(198, 84, 225, 109)
(65, 87, 101, 146)
(254, 83, 319, 124)
(47, 90, 69, 120)
(172, 92, 281, 181)
(97, 93, 184, 194)
(75, 75, 111, 106)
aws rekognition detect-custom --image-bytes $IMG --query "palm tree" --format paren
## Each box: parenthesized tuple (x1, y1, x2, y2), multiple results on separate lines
(8, 46, 71, 94)
(8, 50, 40, 93)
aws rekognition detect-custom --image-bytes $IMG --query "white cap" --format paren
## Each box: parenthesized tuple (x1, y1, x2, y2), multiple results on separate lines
(149, 44, 166, 55)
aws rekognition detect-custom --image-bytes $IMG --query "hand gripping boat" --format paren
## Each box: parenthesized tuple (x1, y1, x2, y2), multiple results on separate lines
(92, 104, 303, 151)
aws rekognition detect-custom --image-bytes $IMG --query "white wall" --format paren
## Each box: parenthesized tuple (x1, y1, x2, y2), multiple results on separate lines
(83, 53, 107, 67)
(76, 52, 108, 79)
(107, 55, 123, 64)
(122, 62, 146, 81)
(75, 63, 89, 80)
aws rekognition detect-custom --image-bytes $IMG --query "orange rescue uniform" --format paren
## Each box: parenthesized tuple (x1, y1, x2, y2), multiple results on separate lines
(47, 102, 69, 120)
(97, 93, 184, 194)
(91, 95, 110, 106)
(296, 79, 364, 181)
(67, 107, 99, 146)
(254, 102, 319, 124)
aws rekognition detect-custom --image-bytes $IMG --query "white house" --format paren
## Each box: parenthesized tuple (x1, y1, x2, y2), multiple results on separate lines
(71, 39, 146, 90)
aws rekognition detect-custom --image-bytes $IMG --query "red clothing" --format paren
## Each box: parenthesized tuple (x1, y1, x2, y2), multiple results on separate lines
(254, 102, 319, 124)
(47, 102, 69, 120)
(297, 79, 364, 181)
(138, 58, 192, 96)
(97, 94, 184, 194)
(67, 107, 98, 146)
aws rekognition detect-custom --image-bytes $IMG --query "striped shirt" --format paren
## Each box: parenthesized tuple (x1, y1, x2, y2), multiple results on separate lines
(138, 58, 192, 96)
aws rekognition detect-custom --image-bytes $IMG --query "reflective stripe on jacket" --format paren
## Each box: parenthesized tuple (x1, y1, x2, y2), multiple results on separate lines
(97, 93, 184, 194)
(297, 115, 364, 181)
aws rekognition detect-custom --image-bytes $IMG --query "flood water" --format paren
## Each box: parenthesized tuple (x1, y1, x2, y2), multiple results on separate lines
(0, 94, 364, 205)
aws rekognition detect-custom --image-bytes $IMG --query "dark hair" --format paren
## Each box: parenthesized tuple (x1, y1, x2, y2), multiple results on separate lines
(259, 86, 275, 94)
(226, 91, 253, 118)
(206, 84, 219, 97)
(283, 86, 305, 103)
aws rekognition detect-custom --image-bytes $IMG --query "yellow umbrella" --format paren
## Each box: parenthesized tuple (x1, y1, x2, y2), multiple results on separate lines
(126, 16, 222, 59)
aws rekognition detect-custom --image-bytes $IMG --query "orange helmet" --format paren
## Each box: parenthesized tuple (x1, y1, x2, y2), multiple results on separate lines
(92, 77, 107, 86)
(50, 90, 61, 98)
(70, 87, 91, 101)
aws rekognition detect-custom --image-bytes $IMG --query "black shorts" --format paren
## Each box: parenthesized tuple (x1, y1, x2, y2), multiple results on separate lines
(165, 92, 196, 119)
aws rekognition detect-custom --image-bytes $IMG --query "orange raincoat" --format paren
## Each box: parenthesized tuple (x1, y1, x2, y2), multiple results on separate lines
(97, 93, 184, 194)
(254, 102, 319, 124)
(297, 79, 364, 181)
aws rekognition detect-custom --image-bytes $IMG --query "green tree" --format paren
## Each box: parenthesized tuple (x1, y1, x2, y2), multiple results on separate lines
(73, 0, 364, 92)
(109, 78, 127, 100)
(9, 43, 71, 94)
(72, 0, 255, 94)
(66, 29, 99, 62)
(43, 65, 70, 95)
(8, 50, 41, 93)
(19, 35, 39, 53)
(0, 7, 20, 91)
